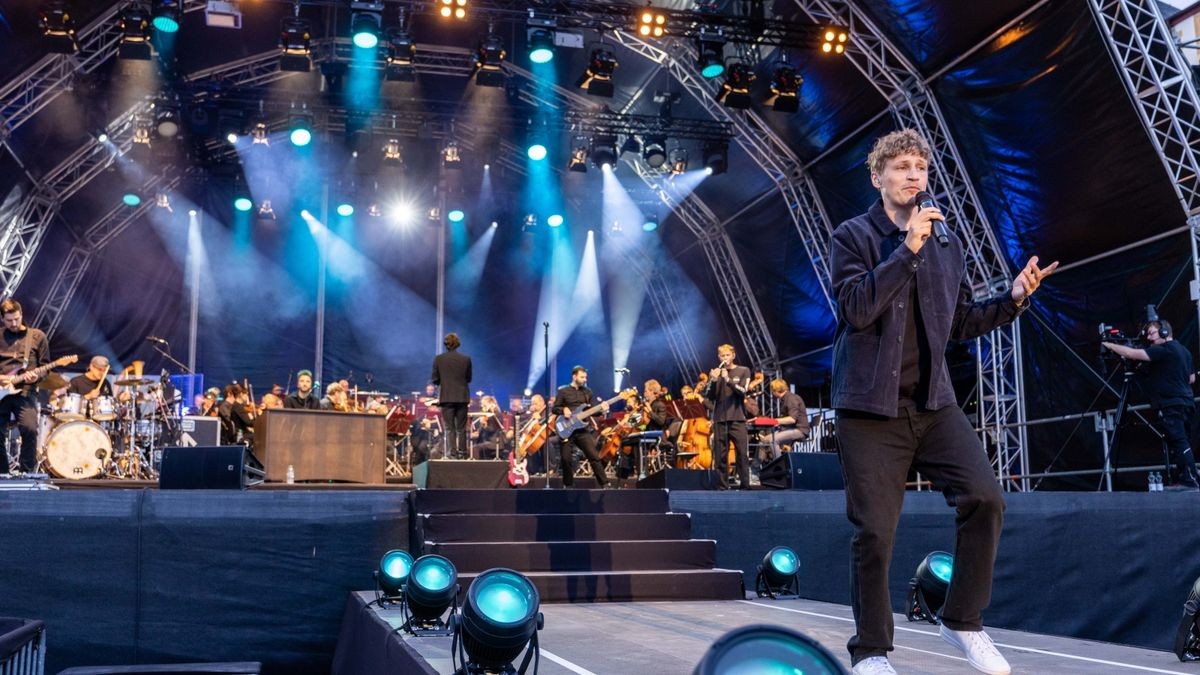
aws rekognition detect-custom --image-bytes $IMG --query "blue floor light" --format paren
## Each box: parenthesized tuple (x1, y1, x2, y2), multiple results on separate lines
(693, 625, 848, 675)
(402, 554, 459, 636)
(372, 549, 414, 606)
(907, 551, 954, 624)
(755, 546, 800, 599)
(453, 568, 543, 674)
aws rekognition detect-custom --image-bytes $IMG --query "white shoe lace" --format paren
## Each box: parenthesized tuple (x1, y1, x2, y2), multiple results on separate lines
(853, 656, 897, 675)
(962, 630, 1001, 657)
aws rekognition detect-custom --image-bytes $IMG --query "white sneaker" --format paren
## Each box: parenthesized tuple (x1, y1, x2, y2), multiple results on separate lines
(851, 656, 897, 675)
(940, 625, 1011, 675)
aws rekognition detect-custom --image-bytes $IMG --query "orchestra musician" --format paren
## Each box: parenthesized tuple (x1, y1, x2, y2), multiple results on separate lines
(552, 366, 610, 489)
(260, 384, 285, 410)
(766, 378, 810, 460)
(471, 395, 509, 460)
(519, 394, 553, 475)
(218, 383, 256, 446)
(284, 369, 320, 410)
(0, 299, 48, 473)
(63, 355, 132, 404)
(432, 333, 472, 459)
(702, 344, 751, 490)
(320, 381, 351, 411)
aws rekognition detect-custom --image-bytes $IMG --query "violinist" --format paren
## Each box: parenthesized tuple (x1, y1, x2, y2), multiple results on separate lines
(218, 383, 256, 446)
(471, 395, 509, 460)
(320, 381, 351, 412)
(260, 384, 285, 410)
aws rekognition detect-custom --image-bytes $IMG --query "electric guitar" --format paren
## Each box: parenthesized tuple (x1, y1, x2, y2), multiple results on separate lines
(0, 354, 79, 399)
(507, 447, 529, 487)
(553, 389, 636, 440)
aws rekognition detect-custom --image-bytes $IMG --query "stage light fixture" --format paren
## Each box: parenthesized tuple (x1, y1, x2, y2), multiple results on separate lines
(696, 32, 727, 79)
(637, 5, 666, 38)
(402, 554, 459, 634)
(1174, 574, 1200, 662)
(567, 138, 588, 173)
(234, 196, 252, 212)
(439, 0, 467, 20)
(155, 106, 180, 138)
(151, 0, 181, 34)
(117, 6, 153, 60)
(382, 138, 403, 166)
(693, 624, 848, 675)
(766, 60, 801, 113)
(350, 1, 384, 49)
(448, 209, 466, 223)
(132, 117, 153, 146)
(442, 142, 462, 169)
(821, 27, 848, 54)
(122, 192, 142, 207)
(337, 202, 355, 217)
(455, 568, 543, 673)
(547, 214, 564, 227)
(640, 135, 667, 168)
(258, 200, 275, 219)
(703, 140, 728, 175)
(473, 33, 508, 87)
(385, 28, 416, 81)
(642, 215, 658, 232)
(97, 130, 109, 143)
(590, 134, 618, 170)
(716, 62, 754, 109)
(527, 143, 548, 162)
(205, 1, 242, 29)
(907, 551, 953, 624)
(288, 111, 313, 147)
(527, 19, 556, 64)
(521, 213, 537, 232)
(755, 546, 800, 598)
(576, 46, 617, 97)
(38, 2, 78, 54)
(154, 192, 172, 212)
(669, 147, 688, 175)
(279, 17, 313, 72)
(250, 120, 269, 145)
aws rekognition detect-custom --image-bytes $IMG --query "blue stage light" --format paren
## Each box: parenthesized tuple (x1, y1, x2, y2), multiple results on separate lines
(448, 209, 466, 223)
(693, 625, 848, 675)
(151, 1, 180, 34)
(337, 203, 354, 217)
(528, 29, 555, 64)
(907, 551, 954, 623)
(459, 569, 542, 671)
(234, 197, 253, 212)
(122, 193, 142, 207)
(405, 554, 458, 622)
(756, 546, 800, 598)
(642, 216, 659, 232)
(376, 550, 414, 597)
(527, 143, 548, 161)
(546, 214, 563, 227)
(351, 12, 380, 49)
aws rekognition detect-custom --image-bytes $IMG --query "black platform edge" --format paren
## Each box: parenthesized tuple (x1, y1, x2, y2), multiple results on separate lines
(455, 569, 745, 603)
(412, 488, 670, 515)
(427, 539, 717, 573)
(637, 468, 720, 491)
(419, 512, 693, 543)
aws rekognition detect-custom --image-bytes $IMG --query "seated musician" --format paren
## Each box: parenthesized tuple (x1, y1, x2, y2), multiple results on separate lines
(260, 384, 285, 410)
(320, 381, 351, 411)
(768, 378, 810, 460)
(218, 383, 256, 446)
(471, 395, 509, 460)
(64, 355, 131, 404)
(284, 370, 321, 410)
(201, 387, 221, 416)
(517, 394, 553, 475)
(619, 380, 676, 476)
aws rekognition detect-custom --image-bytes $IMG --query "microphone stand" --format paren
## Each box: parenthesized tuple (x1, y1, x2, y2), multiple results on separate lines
(542, 321, 553, 490)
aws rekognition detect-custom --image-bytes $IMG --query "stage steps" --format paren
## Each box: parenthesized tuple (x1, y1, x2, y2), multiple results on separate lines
(411, 489, 743, 603)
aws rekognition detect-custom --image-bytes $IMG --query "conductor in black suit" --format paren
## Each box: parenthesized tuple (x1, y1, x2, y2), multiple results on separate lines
(432, 332, 472, 459)
(703, 343, 751, 490)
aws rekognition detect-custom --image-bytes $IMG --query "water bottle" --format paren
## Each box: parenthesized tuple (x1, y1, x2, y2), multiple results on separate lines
(286, 464, 295, 485)
(1152, 472, 1163, 492)
(1149, 472, 1155, 491)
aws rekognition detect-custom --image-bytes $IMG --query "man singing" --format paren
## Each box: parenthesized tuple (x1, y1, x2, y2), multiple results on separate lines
(833, 129, 1057, 675)
(702, 344, 751, 490)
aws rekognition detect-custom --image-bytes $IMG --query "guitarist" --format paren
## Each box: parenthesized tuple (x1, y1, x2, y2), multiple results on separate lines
(551, 365, 610, 489)
(0, 299, 50, 473)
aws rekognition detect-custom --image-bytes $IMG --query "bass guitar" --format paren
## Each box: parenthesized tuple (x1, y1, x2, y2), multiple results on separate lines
(507, 446, 529, 487)
(553, 389, 636, 440)
(0, 354, 78, 399)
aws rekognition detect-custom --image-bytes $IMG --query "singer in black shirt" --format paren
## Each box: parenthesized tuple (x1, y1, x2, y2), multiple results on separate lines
(0, 299, 49, 473)
(551, 366, 609, 488)
(702, 344, 751, 490)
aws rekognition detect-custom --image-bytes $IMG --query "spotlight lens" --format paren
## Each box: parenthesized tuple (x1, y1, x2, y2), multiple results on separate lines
(353, 31, 378, 49)
(97, 132, 109, 143)
(414, 560, 455, 591)
(152, 15, 179, 33)
(601, 162, 612, 172)
(476, 579, 532, 624)
(695, 625, 846, 675)
(769, 547, 799, 575)
(448, 209, 466, 223)
(825, 30, 835, 41)
(547, 214, 564, 227)
(337, 203, 354, 217)
(226, 132, 238, 144)
(122, 193, 141, 207)
(381, 550, 413, 585)
(929, 552, 953, 584)
(642, 219, 657, 232)
(527, 143, 548, 161)
(701, 62, 725, 79)
(290, 127, 312, 146)
(530, 47, 554, 64)
(234, 197, 253, 212)
(822, 43, 832, 53)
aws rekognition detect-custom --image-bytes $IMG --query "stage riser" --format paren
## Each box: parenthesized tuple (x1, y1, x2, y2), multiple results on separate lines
(427, 539, 717, 573)
(411, 488, 670, 515)
(419, 513, 693, 543)
(454, 570, 746, 603)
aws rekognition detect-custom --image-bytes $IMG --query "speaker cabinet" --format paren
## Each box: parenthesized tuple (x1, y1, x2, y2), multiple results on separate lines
(159, 446, 247, 490)
(759, 452, 844, 490)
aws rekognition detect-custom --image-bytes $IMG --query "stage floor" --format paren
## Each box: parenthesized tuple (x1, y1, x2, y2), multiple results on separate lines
(399, 596, 1185, 674)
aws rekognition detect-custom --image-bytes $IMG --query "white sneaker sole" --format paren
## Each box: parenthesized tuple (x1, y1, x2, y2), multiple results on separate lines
(940, 628, 1012, 675)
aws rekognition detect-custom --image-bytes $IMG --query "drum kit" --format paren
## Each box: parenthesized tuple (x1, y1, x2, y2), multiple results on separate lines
(41, 374, 176, 481)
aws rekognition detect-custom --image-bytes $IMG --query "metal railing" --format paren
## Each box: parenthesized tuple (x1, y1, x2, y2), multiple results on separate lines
(0, 618, 45, 675)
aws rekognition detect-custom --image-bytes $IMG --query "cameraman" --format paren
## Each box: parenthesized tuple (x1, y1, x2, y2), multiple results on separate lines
(1103, 319, 1199, 491)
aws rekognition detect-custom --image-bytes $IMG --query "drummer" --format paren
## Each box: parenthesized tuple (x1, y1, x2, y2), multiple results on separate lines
(61, 356, 131, 404)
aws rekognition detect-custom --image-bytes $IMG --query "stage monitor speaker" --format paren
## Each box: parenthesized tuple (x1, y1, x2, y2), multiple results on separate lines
(760, 452, 844, 490)
(159, 446, 247, 490)
(179, 416, 221, 447)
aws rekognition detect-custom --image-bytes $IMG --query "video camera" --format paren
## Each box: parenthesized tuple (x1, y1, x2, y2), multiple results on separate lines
(1098, 323, 1144, 349)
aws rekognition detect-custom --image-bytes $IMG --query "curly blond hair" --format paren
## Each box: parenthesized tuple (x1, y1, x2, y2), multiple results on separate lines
(866, 129, 931, 175)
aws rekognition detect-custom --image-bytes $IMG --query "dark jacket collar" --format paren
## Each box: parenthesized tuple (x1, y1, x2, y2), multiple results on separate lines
(867, 199, 901, 236)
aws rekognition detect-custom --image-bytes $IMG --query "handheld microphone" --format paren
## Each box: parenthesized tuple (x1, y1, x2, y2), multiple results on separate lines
(914, 191, 949, 248)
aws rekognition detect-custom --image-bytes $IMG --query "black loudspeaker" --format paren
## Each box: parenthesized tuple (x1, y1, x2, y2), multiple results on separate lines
(760, 452, 844, 490)
(159, 446, 247, 490)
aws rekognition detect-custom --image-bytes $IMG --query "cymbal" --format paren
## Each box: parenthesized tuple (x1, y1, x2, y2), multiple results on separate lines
(115, 377, 154, 386)
(38, 373, 69, 391)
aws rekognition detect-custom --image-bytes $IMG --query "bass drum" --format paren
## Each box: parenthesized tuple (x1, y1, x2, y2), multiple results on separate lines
(44, 420, 112, 480)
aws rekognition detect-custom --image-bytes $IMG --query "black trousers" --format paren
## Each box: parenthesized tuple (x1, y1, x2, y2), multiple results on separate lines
(440, 403, 468, 458)
(712, 420, 749, 489)
(837, 402, 1005, 664)
(561, 430, 606, 488)
(1160, 404, 1199, 486)
(0, 392, 39, 472)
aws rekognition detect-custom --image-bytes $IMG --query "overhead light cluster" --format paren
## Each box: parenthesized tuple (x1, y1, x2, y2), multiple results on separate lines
(576, 46, 618, 98)
(473, 32, 507, 87)
(439, 0, 468, 20)
(637, 6, 667, 38)
(350, 0, 384, 49)
(279, 16, 313, 72)
(822, 27, 848, 54)
(715, 62, 754, 109)
(38, 1, 77, 54)
(117, 4, 152, 60)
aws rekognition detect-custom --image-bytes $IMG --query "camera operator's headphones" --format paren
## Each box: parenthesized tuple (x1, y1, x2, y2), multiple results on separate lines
(1146, 319, 1172, 339)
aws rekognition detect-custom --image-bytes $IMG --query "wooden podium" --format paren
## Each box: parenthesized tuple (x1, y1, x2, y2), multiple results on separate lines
(255, 409, 386, 483)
